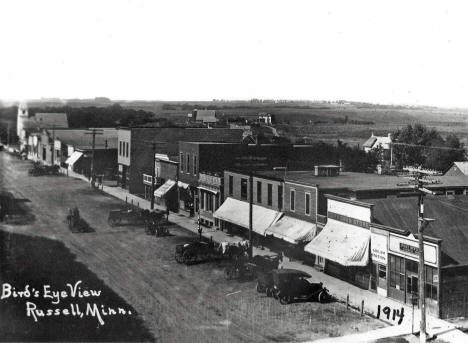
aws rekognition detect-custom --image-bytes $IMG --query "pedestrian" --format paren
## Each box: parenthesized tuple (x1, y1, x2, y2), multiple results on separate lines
(166, 206, 170, 222)
(198, 226, 203, 241)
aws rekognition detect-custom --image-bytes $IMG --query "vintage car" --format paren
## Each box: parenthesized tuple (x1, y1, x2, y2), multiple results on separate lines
(174, 241, 222, 265)
(272, 269, 332, 304)
(28, 163, 60, 176)
(107, 208, 160, 227)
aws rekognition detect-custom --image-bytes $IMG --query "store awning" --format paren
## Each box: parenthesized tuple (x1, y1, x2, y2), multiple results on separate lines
(198, 185, 219, 194)
(213, 197, 282, 235)
(265, 216, 316, 244)
(65, 151, 83, 166)
(178, 181, 190, 189)
(304, 219, 370, 267)
(154, 180, 176, 198)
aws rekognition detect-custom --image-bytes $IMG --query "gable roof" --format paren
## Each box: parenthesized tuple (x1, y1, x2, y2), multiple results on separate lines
(368, 195, 468, 266)
(362, 136, 377, 148)
(452, 162, 468, 175)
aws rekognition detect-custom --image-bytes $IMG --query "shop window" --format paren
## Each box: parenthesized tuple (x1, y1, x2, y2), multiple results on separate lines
(425, 265, 438, 300)
(241, 178, 248, 199)
(305, 192, 311, 215)
(200, 191, 204, 210)
(193, 155, 197, 175)
(229, 175, 233, 196)
(125, 142, 129, 157)
(378, 265, 387, 279)
(290, 189, 295, 211)
(406, 259, 418, 273)
(278, 185, 283, 210)
(389, 255, 405, 290)
(119, 141, 122, 156)
(267, 184, 272, 206)
(186, 154, 190, 173)
(180, 153, 184, 171)
(257, 181, 262, 203)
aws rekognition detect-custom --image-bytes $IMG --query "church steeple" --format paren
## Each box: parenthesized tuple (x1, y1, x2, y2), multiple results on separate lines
(17, 101, 29, 140)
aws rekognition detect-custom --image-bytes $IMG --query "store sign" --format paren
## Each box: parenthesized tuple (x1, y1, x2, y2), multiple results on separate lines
(371, 233, 388, 264)
(328, 199, 372, 223)
(399, 243, 419, 255)
(389, 233, 438, 266)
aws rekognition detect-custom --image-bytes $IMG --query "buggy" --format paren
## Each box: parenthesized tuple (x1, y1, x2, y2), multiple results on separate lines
(145, 211, 170, 236)
(66, 207, 89, 233)
(174, 241, 222, 264)
(272, 269, 332, 304)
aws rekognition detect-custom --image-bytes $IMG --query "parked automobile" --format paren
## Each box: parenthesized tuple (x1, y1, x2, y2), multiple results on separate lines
(174, 241, 222, 264)
(28, 163, 60, 176)
(66, 207, 90, 233)
(272, 269, 332, 304)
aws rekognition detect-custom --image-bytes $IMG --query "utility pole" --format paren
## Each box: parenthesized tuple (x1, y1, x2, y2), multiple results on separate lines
(50, 125, 56, 166)
(85, 128, 103, 187)
(398, 167, 437, 343)
(248, 170, 253, 258)
(150, 142, 157, 209)
(6, 122, 10, 146)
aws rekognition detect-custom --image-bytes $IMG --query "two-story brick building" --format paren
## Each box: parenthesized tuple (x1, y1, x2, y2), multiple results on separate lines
(117, 127, 245, 197)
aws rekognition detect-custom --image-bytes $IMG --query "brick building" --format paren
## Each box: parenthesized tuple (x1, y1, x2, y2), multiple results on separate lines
(116, 127, 244, 197)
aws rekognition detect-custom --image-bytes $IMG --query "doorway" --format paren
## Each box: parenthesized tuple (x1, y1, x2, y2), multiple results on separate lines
(406, 274, 418, 304)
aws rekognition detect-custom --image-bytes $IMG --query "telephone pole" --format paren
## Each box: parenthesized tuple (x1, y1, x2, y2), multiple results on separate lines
(150, 142, 157, 209)
(248, 170, 253, 258)
(50, 125, 56, 166)
(398, 167, 437, 343)
(85, 128, 104, 187)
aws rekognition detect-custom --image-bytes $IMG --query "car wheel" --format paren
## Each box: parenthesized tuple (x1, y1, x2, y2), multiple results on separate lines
(256, 282, 265, 293)
(108, 218, 116, 227)
(273, 289, 279, 299)
(266, 288, 273, 297)
(280, 294, 292, 305)
(318, 290, 330, 303)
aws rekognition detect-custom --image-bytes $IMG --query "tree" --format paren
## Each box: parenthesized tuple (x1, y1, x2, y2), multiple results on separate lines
(392, 123, 466, 171)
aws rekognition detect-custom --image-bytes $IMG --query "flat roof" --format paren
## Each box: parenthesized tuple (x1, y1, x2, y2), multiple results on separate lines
(253, 171, 468, 192)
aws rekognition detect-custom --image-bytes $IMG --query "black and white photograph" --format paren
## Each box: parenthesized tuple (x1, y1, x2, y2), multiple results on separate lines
(2, 1, 468, 342)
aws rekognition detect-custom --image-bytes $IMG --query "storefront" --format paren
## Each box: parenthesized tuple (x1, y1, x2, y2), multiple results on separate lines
(265, 215, 317, 260)
(387, 232, 440, 313)
(213, 197, 283, 237)
(198, 172, 223, 228)
(304, 195, 373, 289)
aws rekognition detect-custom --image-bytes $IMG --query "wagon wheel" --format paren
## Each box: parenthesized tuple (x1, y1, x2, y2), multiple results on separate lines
(256, 282, 265, 293)
(272, 289, 279, 299)
(175, 253, 182, 263)
(279, 294, 292, 305)
(182, 252, 192, 264)
(108, 218, 117, 227)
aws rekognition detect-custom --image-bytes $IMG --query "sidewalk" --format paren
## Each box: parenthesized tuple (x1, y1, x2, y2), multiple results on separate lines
(68, 171, 468, 342)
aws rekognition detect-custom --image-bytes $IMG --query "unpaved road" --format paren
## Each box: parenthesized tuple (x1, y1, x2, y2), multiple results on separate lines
(0, 152, 384, 342)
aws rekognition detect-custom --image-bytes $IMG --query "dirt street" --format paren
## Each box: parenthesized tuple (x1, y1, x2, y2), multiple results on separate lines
(0, 152, 385, 342)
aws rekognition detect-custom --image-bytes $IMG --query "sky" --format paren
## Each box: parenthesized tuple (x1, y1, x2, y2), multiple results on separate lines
(1, 0, 468, 107)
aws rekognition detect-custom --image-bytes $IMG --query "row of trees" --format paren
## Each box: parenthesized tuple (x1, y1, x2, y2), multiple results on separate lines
(391, 123, 465, 171)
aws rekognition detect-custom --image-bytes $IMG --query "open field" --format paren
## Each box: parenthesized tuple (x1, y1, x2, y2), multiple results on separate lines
(0, 152, 386, 342)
